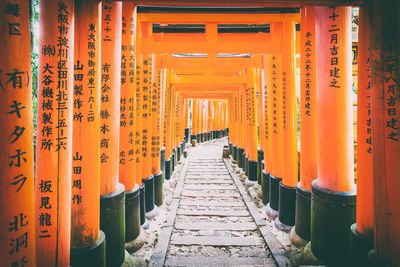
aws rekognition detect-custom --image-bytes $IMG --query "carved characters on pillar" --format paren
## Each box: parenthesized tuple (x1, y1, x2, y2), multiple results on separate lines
(0, 1, 36, 266)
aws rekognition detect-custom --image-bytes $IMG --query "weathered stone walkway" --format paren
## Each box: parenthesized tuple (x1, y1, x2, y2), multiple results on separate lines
(150, 139, 285, 267)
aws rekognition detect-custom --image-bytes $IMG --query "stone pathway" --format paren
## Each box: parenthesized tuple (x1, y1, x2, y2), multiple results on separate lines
(150, 139, 284, 266)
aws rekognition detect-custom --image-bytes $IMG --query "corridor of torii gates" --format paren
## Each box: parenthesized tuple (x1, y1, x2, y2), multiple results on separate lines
(0, 0, 399, 266)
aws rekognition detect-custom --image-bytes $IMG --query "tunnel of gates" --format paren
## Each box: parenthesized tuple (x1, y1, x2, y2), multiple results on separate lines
(0, 0, 399, 266)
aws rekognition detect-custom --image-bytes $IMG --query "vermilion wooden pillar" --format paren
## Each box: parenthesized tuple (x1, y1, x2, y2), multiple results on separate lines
(257, 68, 264, 186)
(232, 93, 239, 163)
(370, 0, 400, 266)
(312, 7, 356, 265)
(151, 55, 164, 208)
(70, 0, 105, 265)
(207, 99, 213, 141)
(349, 6, 374, 265)
(35, 1, 74, 265)
(238, 89, 245, 169)
(184, 98, 189, 143)
(245, 69, 259, 185)
(291, 6, 317, 245)
(266, 53, 284, 219)
(261, 56, 273, 206)
(99, 2, 125, 266)
(163, 69, 172, 180)
(141, 55, 157, 218)
(120, 2, 142, 251)
(0, 1, 35, 266)
(276, 21, 298, 231)
(191, 98, 198, 144)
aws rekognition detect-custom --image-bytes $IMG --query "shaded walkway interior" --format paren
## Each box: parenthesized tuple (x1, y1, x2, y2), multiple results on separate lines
(151, 139, 279, 266)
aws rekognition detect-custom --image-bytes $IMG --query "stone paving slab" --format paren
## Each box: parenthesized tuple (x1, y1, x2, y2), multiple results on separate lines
(183, 184, 236, 190)
(176, 209, 249, 217)
(165, 256, 275, 266)
(181, 190, 240, 198)
(179, 200, 243, 207)
(174, 222, 258, 231)
(184, 179, 233, 184)
(170, 236, 263, 246)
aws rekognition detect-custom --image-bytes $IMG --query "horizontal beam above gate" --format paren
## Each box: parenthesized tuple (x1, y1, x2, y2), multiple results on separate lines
(161, 54, 262, 69)
(123, 1, 364, 7)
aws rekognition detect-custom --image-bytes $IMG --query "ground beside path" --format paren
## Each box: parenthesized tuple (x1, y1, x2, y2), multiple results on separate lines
(139, 138, 293, 267)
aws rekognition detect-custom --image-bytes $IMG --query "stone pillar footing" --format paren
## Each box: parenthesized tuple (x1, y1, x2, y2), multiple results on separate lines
(100, 183, 126, 267)
(125, 185, 141, 242)
(145, 205, 159, 220)
(266, 202, 279, 219)
(143, 175, 155, 213)
(311, 180, 356, 266)
(290, 226, 309, 247)
(125, 229, 146, 253)
(154, 172, 163, 207)
(275, 216, 293, 233)
(248, 160, 258, 182)
(295, 183, 311, 241)
(269, 174, 282, 211)
(278, 182, 296, 227)
(244, 178, 257, 187)
(350, 223, 374, 267)
(261, 170, 270, 205)
(70, 230, 106, 267)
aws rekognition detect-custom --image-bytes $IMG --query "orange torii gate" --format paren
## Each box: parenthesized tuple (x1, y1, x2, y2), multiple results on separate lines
(136, 10, 301, 233)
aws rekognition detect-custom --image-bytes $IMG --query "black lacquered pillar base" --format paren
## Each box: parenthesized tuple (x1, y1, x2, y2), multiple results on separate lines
(244, 156, 249, 176)
(233, 146, 238, 162)
(176, 146, 181, 162)
(261, 170, 270, 205)
(311, 180, 356, 266)
(154, 172, 163, 207)
(257, 149, 264, 185)
(165, 158, 171, 180)
(294, 183, 311, 241)
(70, 230, 106, 267)
(190, 134, 197, 144)
(267, 174, 281, 218)
(196, 133, 201, 143)
(232, 146, 237, 162)
(238, 147, 244, 168)
(139, 184, 146, 226)
(100, 183, 125, 267)
(220, 130, 224, 138)
(229, 143, 233, 155)
(125, 186, 141, 243)
(248, 160, 257, 181)
(208, 132, 211, 140)
(275, 182, 296, 232)
(142, 175, 155, 213)
(184, 128, 189, 143)
(172, 148, 176, 171)
(350, 223, 374, 267)
(160, 147, 166, 181)
(180, 141, 185, 156)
